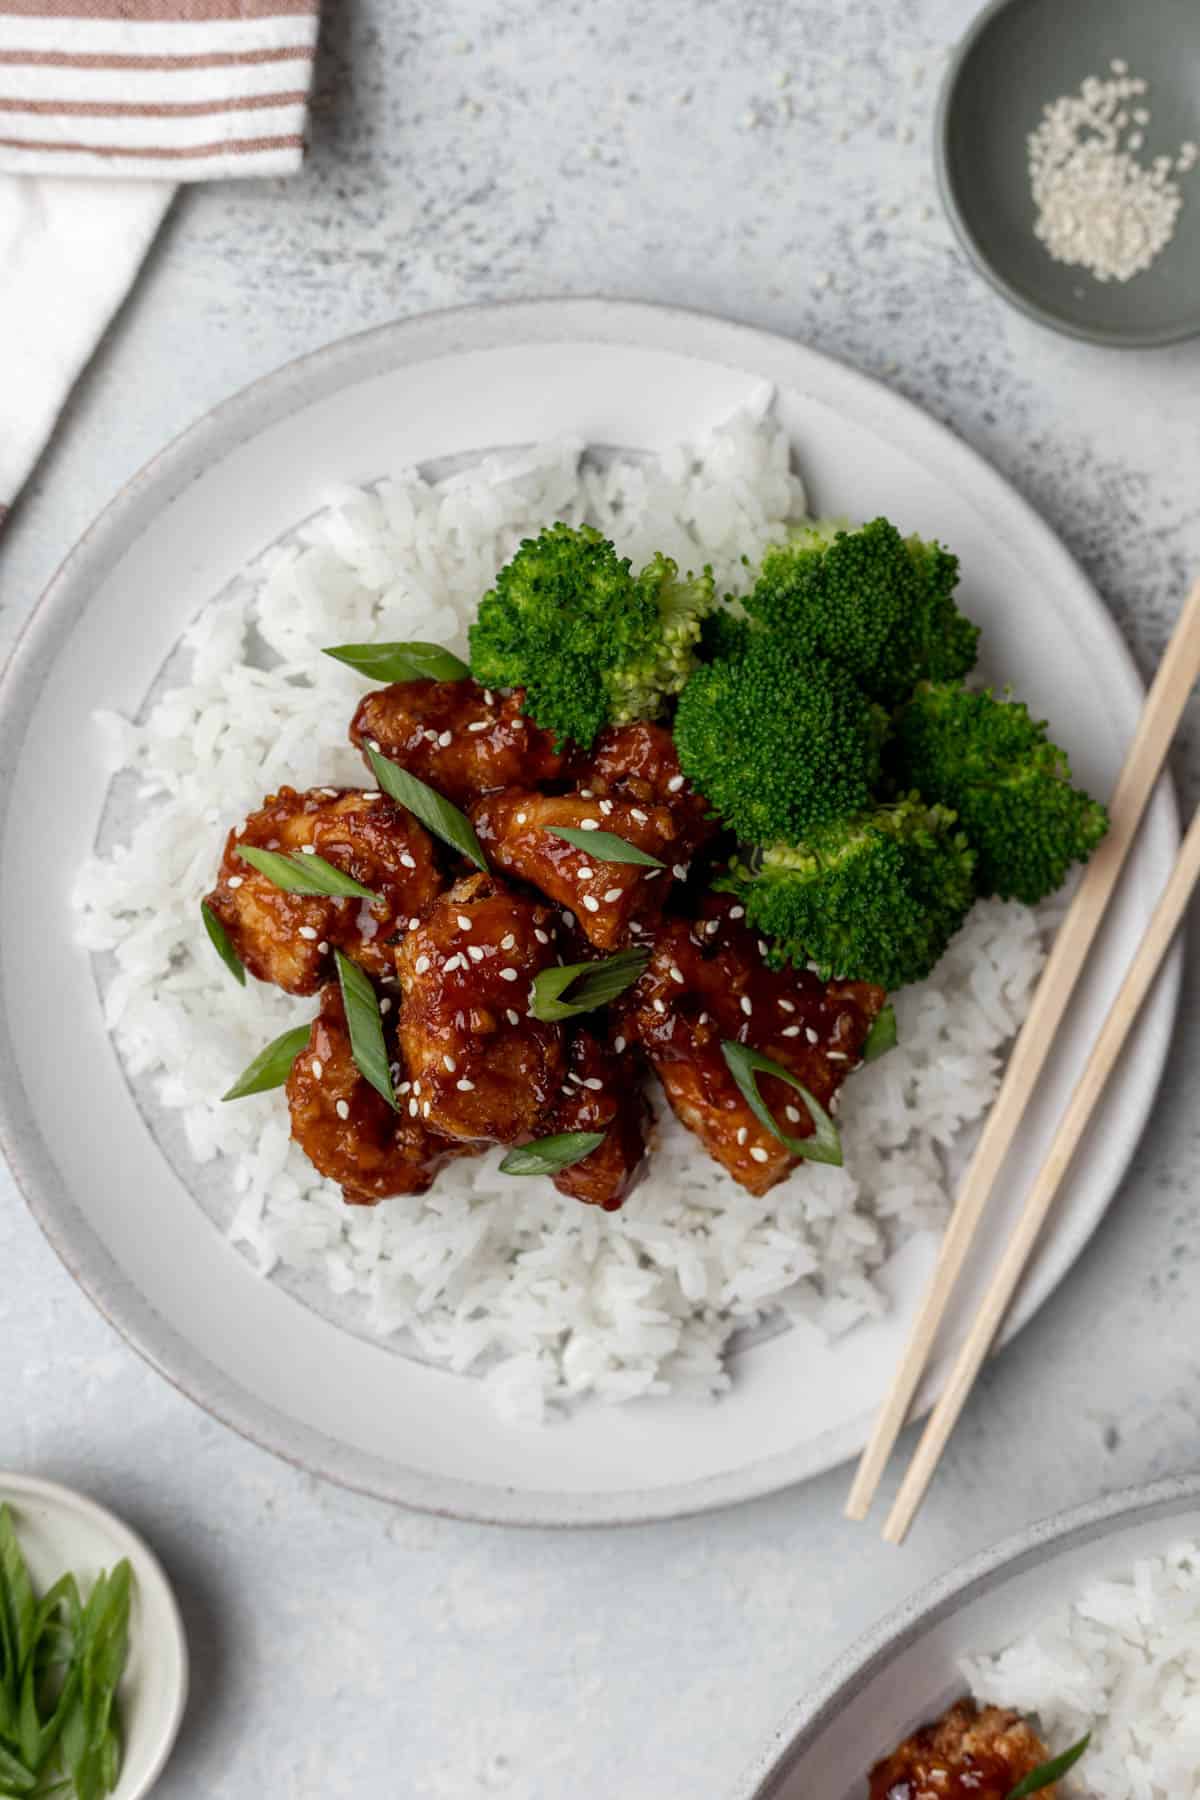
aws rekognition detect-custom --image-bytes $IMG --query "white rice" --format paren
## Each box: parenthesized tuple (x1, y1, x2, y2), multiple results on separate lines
(73, 391, 1048, 1423)
(965, 1540, 1200, 1799)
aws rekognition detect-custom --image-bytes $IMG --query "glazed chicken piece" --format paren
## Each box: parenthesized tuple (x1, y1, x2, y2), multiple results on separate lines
(868, 1699, 1055, 1800)
(286, 984, 480, 1205)
(471, 786, 680, 952)
(543, 1027, 650, 1211)
(205, 786, 442, 995)
(579, 720, 719, 865)
(395, 872, 563, 1144)
(349, 678, 567, 808)
(625, 891, 885, 1196)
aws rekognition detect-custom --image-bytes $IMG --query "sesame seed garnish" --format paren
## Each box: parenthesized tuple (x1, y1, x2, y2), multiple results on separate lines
(437, 730, 452, 748)
(467, 720, 488, 732)
(652, 998, 666, 1014)
(299, 926, 318, 941)
(408, 1098, 419, 1118)
(706, 919, 720, 936)
(317, 940, 329, 954)
(361, 791, 381, 803)
(828, 1051, 847, 1061)
(750, 1146, 769, 1164)
(578, 818, 599, 831)
(501, 933, 515, 949)
(457, 914, 472, 931)
(582, 895, 601, 912)
(736, 1126, 748, 1146)
(562, 912, 575, 928)
(599, 799, 613, 815)
(397, 1081, 411, 1095)
(604, 887, 621, 903)
(576, 865, 593, 881)
(506, 1009, 520, 1026)
(778, 1000, 795, 1013)
(380, 998, 392, 1015)
(423, 1100, 431, 1117)
(785, 1106, 801, 1123)
(500, 967, 519, 982)
(583, 1077, 604, 1091)
(667, 774, 684, 792)
(311, 1059, 324, 1078)
(729, 905, 744, 920)
(483, 690, 494, 704)
(413, 1081, 421, 1096)
(399, 853, 416, 870)
(443, 1053, 457, 1072)
(467, 944, 485, 963)
(319, 788, 338, 799)
(613, 1035, 626, 1054)
(630, 808, 648, 824)
(408, 917, 420, 930)
(534, 928, 550, 944)
(698, 1011, 710, 1025)
(668, 965, 684, 984)
(515, 811, 527, 825)
(367, 738, 381, 752)
(782, 1026, 801, 1038)
(673, 864, 689, 882)
(805, 1027, 819, 1045)
(579, 788, 594, 798)
(740, 996, 753, 1016)
(758, 940, 769, 956)
(423, 729, 438, 743)
(414, 954, 430, 974)
(456, 1078, 475, 1091)
(644, 869, 663, 881)
(443, 953, 462, 972)
(227, 876, 244, 890)
(300, 844, 317, 856)
(336, 1099, 350, 1121)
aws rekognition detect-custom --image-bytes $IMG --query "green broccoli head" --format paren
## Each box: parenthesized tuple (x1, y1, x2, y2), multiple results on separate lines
(673, 636, 888, 845)
(895, 682, 1109, 904)
(468, 525, 715, 749)
(698, 604, 752, 664)
(744, 518, 980, 706)
(718, 797, 977, 990)
(606, 553, 716, 724)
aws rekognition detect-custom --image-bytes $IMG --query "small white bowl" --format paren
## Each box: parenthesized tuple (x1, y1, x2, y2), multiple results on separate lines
(0, 1473, 188, 1798)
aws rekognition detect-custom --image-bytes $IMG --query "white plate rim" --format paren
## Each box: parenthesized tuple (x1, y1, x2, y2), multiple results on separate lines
(0, 1470, 189, 1798)
(0, 296, 1181, 1526)
(731, 1470, 1200, 1798)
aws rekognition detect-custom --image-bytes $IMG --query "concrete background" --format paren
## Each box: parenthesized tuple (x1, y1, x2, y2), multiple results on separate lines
(3, 2, 1200, 1794)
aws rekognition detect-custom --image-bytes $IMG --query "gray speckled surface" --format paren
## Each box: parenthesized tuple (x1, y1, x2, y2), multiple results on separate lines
(3, 3, 1200, 1795)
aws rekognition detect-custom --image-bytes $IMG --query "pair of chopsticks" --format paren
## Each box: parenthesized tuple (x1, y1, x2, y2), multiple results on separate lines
(847, 576, 1200, 1544)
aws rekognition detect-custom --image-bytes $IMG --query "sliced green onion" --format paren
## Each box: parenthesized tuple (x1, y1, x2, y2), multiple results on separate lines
(367, 748, 487, 873)
(335, 950, 396, 1111)
(862, 1003, 898, 1063)
(235, 845, 380, 901)
(530, 949, 649, 1022)
(221, 1025, 311, 1101)
(199, 900, 246, 987)
(322, 641, 470, 683)
(720, 1040, 842, 1165)
(541, 826, 664, 869)
(1005, 1733, 1090, 1800)
(499, 1131, 606, 1176)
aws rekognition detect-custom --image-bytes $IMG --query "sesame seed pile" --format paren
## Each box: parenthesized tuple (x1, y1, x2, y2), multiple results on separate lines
(1028, 60, 1197, 284)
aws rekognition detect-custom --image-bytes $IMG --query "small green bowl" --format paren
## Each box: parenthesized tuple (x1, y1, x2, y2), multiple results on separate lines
(936, 0, 1200, 347)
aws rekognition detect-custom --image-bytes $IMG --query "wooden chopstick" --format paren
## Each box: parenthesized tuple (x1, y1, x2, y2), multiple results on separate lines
(846, 576, 1200, 1525)
(884, 792, 1200, 1541)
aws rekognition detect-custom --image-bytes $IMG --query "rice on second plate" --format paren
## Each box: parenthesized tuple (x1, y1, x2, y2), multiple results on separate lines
(965, 1540, 1200, 1800)
(73, 394, 1047, 1423)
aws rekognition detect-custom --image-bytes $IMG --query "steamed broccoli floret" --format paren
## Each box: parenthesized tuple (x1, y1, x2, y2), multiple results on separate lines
(698, 602, 752, 664)
(606, 553, 716, 724)
(467, 524, 715, 749)
(895, 682, 1109, 904)
(719, 798, 977, 990)
(673, 636, 888, 845)
(744, 517, 980, 705)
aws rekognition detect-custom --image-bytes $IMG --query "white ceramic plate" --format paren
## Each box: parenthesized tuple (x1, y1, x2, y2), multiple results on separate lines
(0, 299, 1180, 1526)
(0, 1473, 188, 1798)
(735, 1472, 1200, 1798)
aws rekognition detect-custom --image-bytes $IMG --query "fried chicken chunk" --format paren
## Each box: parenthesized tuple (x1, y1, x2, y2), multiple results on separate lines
(625, 891, 885, 1196)
(350, 678, 567, 808)
(580, 720, 719, 864)
(286, 984, 479, 1205)
(471, 786, 681, 952)
(395, 872, 563, 1144)
(869, 1699, 1054, 1800)
(544, 1027, 649, 1211)
(205, 786, 442, 995)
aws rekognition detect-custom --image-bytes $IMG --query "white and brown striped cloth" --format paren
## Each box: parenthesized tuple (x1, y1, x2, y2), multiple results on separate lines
(0, 0, 319, 526)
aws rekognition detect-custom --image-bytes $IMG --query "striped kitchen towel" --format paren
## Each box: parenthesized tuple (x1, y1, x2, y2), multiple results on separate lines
(0, 0, 319, 528)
